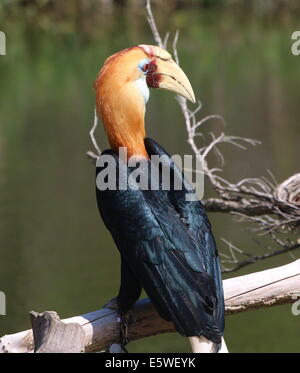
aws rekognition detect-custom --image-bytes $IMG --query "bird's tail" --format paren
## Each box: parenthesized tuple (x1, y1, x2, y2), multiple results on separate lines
(188, 336, 228, 353)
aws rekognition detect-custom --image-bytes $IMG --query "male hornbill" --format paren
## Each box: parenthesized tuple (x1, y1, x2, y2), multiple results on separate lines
(94, 45, 227, 353)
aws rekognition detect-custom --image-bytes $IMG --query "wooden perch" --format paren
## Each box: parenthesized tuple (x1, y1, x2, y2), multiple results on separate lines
(30, 311, 85, 353)
(1, 259, 300, 353)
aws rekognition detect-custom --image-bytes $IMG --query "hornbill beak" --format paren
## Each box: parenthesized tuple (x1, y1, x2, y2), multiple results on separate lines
(146, 57, 196, 104)
(156, 59, 196, 103)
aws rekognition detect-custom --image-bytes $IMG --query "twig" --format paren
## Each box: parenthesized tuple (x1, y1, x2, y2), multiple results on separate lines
(221, 239, 300, 273)
(146, 0, 163, 48)
(90, 108, 101, 155)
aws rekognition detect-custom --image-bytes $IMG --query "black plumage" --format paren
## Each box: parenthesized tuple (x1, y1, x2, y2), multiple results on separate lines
(95, 138, 224, 345)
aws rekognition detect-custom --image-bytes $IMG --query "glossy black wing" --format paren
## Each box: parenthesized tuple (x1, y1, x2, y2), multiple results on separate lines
(145, 138, 225, 336)
(96, 147, 223, 343)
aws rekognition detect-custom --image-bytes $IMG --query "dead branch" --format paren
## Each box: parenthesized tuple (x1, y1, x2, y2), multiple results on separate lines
(87, 108, 101, 161)
(30, 311, 85, 353)
(220, 239, 300, 273)
(275, 174, 300, 206)
(1, 259, 299, 353)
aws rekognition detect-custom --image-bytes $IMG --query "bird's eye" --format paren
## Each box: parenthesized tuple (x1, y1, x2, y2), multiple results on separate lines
(142, 64, 149, 72)
(138, 58, 150, 74)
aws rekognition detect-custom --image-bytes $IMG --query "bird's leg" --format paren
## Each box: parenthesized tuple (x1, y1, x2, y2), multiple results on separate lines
(104, 257, 142, 352)
(103, 297, 132, 352)
(119, 312, 131, 351)
(108, 298, 131, 352)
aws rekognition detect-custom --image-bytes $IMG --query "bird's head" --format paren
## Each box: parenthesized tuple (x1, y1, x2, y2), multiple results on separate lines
(94, 44, 195, 158)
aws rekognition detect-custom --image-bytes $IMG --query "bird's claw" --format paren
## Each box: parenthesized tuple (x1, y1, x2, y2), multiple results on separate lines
(103, 298, 131, 350)
(120, 313, 131, 350)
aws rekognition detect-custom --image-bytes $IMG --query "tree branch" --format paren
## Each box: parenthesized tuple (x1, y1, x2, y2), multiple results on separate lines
(1, 260, 299, 353)
(221, 239, 300, 273)
(204, 198, 274, 215)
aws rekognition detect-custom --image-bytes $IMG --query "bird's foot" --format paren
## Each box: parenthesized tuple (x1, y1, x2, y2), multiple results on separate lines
(103, 298, 132, 352)
(119, 312, 131, 352)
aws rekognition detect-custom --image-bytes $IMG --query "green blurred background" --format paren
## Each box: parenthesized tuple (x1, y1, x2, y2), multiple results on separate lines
(0, 0, 300, 352)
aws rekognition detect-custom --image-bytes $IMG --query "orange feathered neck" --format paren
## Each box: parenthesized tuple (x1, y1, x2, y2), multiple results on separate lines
(94, 47, 149, 159)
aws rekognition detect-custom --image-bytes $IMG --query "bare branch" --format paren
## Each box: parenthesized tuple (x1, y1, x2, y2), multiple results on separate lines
(89, 108, 101, 156)
(221, 239, 300, 273)
(1, 260, 300, 352)
(86, 150, 98, 163)
(146, 0, 163, 48)
(163, 32, 170, 49)
(172, 30, 180, 65)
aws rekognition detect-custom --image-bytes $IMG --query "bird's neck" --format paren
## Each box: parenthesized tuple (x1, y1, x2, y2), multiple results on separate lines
(98, 82, 149, 159)
(106, 114, 148, 159)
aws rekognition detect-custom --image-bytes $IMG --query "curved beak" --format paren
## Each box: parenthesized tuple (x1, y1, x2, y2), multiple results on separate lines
(151, 59, 196, 104)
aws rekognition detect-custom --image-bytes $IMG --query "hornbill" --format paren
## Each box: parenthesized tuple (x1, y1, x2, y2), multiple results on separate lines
(94, 45, 227, 353)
